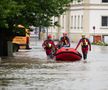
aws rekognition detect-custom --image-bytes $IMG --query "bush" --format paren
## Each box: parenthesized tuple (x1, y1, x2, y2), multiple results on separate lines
(92, 41, 108, 46)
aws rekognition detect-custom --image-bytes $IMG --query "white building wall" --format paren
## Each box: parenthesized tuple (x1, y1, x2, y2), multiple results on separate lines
(47, 17, 59, 39)
(47, 0, 108, 42)
(69, 0, 108, 42)
(70, 10, 83, 33)
(61, 14, 67, 33)
(57, 14, 67, 38)
(68, 10, 84, 42)
(89, 10, 108, 34)
(89, 0, 102, 4)
(89, 0, 108, 4)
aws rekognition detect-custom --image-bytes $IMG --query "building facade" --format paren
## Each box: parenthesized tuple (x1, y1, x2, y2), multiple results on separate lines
(48, 0, 108, 43)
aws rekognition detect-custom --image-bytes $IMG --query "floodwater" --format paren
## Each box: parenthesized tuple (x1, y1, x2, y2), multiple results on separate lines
(0, 37, 108, 90)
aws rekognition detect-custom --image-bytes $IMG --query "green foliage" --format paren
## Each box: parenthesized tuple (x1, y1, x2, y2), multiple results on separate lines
(0, 0, 72, 40)
(14, 0, 72, 27)
(0, 0, 72, 28)
(0, 0, 23, 28)
(92, 41, 108, 46)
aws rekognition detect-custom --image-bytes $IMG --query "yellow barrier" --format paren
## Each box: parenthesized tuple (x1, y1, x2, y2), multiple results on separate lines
(12, 36, 27, 44)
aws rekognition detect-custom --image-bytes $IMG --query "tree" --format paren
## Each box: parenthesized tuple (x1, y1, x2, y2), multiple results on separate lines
(0, 0, 24, 56)
(0, 0, 73, 56)
(14, 0, 72, 26)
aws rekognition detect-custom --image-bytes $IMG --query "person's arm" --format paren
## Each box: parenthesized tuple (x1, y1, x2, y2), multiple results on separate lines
(87, 39, 91, 51)
(60, 37, 62, 42)
(52, 41, 58, 50)
(59, 37, 64, 46)
(67, 37, 70, 46)
(75, 39, 81, 50)
(42, 40, 47, 49)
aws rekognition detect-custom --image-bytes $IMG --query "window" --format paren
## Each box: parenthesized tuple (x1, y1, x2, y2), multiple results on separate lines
(74, 16, 76, 29)
(81, 15, 83, 29)
(101, 16, 108, 26)
(72, 0, 83, 4)
(62, 15, 64, 28)
(78, 0, 83, 2)
(78, 16, 80, 29)
(71, 16, 73, 29)
(102, 0, 108, 3)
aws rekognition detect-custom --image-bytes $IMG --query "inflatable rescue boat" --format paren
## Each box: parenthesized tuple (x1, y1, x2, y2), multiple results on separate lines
(55, 47, 82, 62)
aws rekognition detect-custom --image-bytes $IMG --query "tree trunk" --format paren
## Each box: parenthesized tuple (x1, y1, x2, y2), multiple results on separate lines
(7, 41, 13, 56)
(0, 27, 15, 57)
(0, 41, 8, 56)
(39, 26, 41, 40)
(0, 40, 13, 57)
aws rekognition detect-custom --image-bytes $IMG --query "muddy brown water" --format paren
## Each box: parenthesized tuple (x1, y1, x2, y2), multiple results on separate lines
(0, 40, 108, 90)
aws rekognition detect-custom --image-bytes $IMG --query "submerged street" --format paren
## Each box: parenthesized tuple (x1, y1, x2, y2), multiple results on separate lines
(0, 37, 108, 90)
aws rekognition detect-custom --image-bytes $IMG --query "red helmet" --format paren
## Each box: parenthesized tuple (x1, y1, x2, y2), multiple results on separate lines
(47, 34, 52, 39)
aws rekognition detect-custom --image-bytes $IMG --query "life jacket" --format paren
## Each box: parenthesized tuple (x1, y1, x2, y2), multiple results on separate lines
(44, 40, 53, 49)
(61, 36, 69, 45)
(47, 43, 52, 49)
(26, 29, 30, 37)
(81, 38, 88, 46)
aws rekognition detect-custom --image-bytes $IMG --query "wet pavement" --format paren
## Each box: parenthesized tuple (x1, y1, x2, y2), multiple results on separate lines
(0, 37, 108, 90)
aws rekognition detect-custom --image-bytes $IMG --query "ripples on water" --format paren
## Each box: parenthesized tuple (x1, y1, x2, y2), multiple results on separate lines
(1, 45, 108, 90)
(1, 59, 108, 90)
(0, 59, 91, 90)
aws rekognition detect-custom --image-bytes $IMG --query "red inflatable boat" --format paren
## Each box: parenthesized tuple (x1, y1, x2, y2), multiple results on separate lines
(55, 47, 82, 62)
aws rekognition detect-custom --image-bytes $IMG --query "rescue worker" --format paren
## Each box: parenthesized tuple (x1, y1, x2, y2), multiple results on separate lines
(75, 34, 91, 60)
(42, 34, 57, 59)
(25, 29, 31, 49)
(59, 32, 70, 47)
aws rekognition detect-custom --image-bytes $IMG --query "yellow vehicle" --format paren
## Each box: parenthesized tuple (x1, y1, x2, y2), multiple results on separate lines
(12, 25, 31, 51)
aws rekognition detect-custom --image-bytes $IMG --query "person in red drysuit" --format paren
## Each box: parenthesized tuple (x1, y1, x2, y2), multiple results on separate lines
(59, 32, 70, 48)
(42, 34, 57, 59)
(75, 34, 91, 60)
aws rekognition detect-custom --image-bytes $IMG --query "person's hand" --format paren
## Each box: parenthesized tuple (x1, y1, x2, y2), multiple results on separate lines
(89, 48, 91, 51)
(68, 44, 70, 47)
(75, 48, 77, 50)
(42, 46, 46, 49)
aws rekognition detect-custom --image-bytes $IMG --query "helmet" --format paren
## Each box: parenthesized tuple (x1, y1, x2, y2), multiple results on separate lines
(17, 24, 25, 28)
(63, 32, 67, 35)
(47, 34, 52, 39)
(82, 34, 85, 36)
(82, 34, 86, 38)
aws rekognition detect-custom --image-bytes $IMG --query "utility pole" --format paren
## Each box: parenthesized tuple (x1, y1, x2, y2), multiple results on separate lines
(93, 26, 95, 43)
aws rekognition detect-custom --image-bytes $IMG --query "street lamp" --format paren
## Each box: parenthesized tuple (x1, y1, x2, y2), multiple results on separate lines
(93, 26, 95, 43)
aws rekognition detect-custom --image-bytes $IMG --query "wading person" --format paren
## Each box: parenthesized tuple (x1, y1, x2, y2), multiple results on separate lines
(60, 32, 70, 48)
(42, 34, 57, 59)
(25, 29, 31, 49)
(75, 34, 91, 61)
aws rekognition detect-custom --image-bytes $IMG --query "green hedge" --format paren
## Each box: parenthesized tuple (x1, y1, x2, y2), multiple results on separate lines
(92, 41, 108, 46)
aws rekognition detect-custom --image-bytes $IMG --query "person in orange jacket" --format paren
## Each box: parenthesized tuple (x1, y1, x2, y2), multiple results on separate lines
(25, 29, 31, 49)
(75, 34, 91, 60)
(59, 32, 70, 48)
(42, 34, 57, 59)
